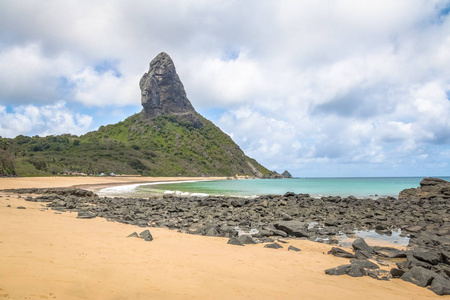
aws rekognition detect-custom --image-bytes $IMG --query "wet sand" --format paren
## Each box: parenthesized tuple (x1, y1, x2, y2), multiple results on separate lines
(0, 177, 444, 299)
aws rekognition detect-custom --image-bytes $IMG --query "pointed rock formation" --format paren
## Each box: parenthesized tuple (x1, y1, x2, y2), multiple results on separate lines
(140, 52, 196, 118)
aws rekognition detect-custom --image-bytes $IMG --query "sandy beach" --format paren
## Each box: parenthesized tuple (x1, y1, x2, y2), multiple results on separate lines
(0, 177, 445, 299)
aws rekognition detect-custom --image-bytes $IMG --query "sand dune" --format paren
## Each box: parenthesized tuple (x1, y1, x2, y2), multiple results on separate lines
(0, 177, 443, 299)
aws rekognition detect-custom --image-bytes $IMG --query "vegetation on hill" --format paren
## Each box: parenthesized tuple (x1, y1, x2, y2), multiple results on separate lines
(0, 112, 274, 177)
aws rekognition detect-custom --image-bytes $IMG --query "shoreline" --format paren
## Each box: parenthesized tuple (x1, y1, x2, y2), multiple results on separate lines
(0, 176, 226, 192)
(1, 177, 449, 299)
(0, 192, 439, 299)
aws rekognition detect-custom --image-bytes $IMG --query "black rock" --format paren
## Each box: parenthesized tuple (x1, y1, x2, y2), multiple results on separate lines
(77, 211, 96, 219)
(354, 250, 373, 260)
(412, 249, 442, 265)
(17, 206, 26, 209)
(347, 264, 366, 277)
(139, 229, 153, 241)
(288, 245, 301, 252)
(373, 246, 406, 258)
(325, 264, 351, 276)
(400, 266, 436, 287)
(264, 242, 283, 249)
(328, 247, 356, 259)
(127, 232, 139, 238)
(429, 274, 450, 295)
(227, 237, 244, 246)
(274, 221, 309, 237)
(206, 227, 219, 237)
(281, 171, 293, 179)
(237, 235, 256, 244)
(283, 191, 295, 197)
(390, 268, 405, 278)
(352, 238, 374, 253)
(350, 259, 379, 270)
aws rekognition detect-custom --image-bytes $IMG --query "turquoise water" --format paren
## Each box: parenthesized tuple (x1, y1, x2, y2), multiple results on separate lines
(130, 176, 450, 198)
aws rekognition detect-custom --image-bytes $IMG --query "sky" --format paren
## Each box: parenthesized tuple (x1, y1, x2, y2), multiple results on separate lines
(1, 0, 450, 177)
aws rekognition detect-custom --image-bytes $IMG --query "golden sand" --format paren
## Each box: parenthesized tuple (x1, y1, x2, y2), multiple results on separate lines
(0, 177, 444, 299)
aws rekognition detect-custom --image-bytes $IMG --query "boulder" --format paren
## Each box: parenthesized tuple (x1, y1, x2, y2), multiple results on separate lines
(352, 238, 374, 253)
(390, 268, 405, 278)
(429, 274, 450, 295)
(325, 264, 351, 276)
(127, 232, 139, 238)
(237, 235, 256, 244)
(274, 221, 309, 237)
(139, 229, 153, 241)
(373, 246, 406, 258)
(350, 259, 379, 270)
(347, 264, 366, 277)
(412, 249, 442, 265)
(400, 266, 436, 287)
(288, 245, 301, 252)
(355, 250, 373, 260)
(264, 243, 283, 249)
(227, 237, 244, 246)
(77, 211, 96, 219)
(328, 247, 356, 259)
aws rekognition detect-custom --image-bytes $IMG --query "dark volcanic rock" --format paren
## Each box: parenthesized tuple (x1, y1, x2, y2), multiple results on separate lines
(264, 242, 283, 249)
(127, 232, 139, 238)
(328, 247, 356, 259)
(139, 229, 153, 241)
(373, 246, 406, 258)
(237, 235, 256, 244)
(17, 206, 26, 209)
(281, 170, 293, 178)
(274, 221, 309, 237)
(390, 268, 405, 278)
(350, 259, 379, 270)
(77, 211, 96, 219)
(325, 264, 351, 276)
(288, 245, 301, 252)
(352, 238, 374, 253)
(347, 264, 367, 277)
(412, 249, 442, 265)
(399, 177, 450, 200)
(401, 266, 436, 287)
(227, 237, 244, 246)
(429, 274, 450, 295)
(140, 52, 200, 125)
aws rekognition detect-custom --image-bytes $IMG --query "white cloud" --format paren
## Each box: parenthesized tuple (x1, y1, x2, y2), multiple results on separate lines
(0, 102, 92, 138)
(0, 0, 450, 175)
(69, 67, 140, 107)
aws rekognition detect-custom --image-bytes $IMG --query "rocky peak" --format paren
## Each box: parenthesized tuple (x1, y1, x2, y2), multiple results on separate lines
(281, 170, 293, 178)
(140, 52, 196, 118)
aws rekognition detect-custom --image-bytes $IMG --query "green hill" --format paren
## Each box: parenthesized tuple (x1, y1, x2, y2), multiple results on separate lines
(0, 112, 272, 177)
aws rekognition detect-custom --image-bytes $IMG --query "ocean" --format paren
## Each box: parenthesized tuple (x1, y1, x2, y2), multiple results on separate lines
(99, 176, 450, 198)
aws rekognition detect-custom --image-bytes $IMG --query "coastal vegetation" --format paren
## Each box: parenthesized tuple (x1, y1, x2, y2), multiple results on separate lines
(0, 112, 273, 177)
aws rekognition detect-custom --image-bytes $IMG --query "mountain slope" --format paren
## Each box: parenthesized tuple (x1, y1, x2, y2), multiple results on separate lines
(0, 52, 276, 178)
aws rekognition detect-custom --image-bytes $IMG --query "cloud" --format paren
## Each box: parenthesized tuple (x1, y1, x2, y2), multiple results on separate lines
(0, 102, 92, 138)
(0, 0, 450, 175)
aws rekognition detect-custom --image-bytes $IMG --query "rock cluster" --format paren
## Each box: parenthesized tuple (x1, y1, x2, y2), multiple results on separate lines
(6, 184, 449, 242)
(399, 177, 450, 200)
(6, 177, 450, 295)
(326, 235, 450, 295)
